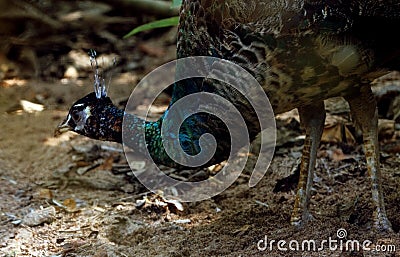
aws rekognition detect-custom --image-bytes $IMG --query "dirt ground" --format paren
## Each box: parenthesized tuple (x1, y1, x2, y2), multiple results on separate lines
(0, 70, 400, 257)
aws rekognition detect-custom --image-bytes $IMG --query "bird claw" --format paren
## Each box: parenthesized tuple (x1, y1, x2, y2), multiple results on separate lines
(291, 211, 315, 229)
(373, 214, 393, 233)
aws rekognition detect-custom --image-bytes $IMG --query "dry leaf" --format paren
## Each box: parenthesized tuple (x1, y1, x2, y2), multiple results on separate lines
(63, 198, 77, 212)
(321, 123, 355, 145)
(22, 206, 56, 226)
(20, 100, 44, 113)
(328, 148, 355, 162)
(98, 155, 114, 170)
(38, 188, 53, 199)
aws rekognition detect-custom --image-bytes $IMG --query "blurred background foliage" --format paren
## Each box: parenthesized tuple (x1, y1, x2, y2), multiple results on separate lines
(0, 0, 181, 83)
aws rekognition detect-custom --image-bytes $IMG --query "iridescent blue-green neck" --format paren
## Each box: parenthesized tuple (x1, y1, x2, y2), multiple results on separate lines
(120, 106, 233, 169)
(122, 112, 176, 167)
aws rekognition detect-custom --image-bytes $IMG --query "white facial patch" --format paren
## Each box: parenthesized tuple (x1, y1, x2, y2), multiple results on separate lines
(75, 106, 92, 131)
(64, 113, 72, 125)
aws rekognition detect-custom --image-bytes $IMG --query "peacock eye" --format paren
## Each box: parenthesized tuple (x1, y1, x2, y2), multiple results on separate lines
(71, 111, 81, 122)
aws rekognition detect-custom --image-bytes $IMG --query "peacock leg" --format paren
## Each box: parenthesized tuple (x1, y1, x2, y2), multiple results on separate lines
(345, 86, 392, 232)
(290, 101, 325, 227)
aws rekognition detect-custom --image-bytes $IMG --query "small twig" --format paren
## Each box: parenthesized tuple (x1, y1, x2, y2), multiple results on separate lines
(254, 200, 269, 208)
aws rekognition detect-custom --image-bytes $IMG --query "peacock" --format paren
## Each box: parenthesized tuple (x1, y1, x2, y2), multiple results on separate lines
(55, 0, 400, 232)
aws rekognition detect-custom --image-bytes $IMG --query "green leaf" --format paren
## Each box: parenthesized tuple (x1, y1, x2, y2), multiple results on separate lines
(171, 0, 182, 8)
(123, 16, 180, 39)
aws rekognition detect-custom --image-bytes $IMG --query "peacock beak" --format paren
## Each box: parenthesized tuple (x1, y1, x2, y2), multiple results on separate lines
(54, 116, 73, 136)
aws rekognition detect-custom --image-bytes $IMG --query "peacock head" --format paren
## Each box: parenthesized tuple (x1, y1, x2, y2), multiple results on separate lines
(55, 92, 118, 133)
(55, 50, 123, 142)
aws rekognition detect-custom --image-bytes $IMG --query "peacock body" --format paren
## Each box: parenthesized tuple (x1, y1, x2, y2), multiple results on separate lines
(56, 0, 400, 231)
